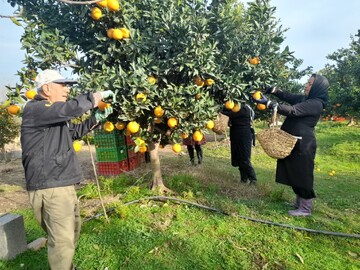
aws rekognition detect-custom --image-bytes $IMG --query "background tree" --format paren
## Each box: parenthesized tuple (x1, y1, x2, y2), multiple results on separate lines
(4, 0, 306, 191)
(0, 103, 20, 160)
(322, 30, 360, 125)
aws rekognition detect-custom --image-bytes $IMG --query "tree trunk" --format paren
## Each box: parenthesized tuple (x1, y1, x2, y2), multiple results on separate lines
(148, 141, 173, 194)
(347, 117, 355, 127)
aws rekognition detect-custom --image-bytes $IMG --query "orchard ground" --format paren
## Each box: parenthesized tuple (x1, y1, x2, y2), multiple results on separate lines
(0, 133, 228, 215)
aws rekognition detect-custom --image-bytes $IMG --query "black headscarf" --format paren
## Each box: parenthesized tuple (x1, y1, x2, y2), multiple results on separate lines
(307, 74, 329, 107)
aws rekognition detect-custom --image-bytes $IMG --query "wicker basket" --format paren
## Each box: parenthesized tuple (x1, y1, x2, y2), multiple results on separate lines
(256, 109, 298, 159)
(212, 113, 229, 135)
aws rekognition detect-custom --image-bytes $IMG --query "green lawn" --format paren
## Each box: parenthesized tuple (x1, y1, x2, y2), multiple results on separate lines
(1, 121, 359, 270)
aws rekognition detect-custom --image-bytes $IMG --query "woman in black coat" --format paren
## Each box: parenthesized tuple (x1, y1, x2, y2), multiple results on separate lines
(255, 74, 329, 216)
(222, 105, 257, 184)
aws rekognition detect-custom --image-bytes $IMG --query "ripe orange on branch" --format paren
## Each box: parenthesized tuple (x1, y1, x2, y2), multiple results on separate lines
(112, 29, 123, 40)
(172, 143, 182, 153)
(192, 130, 203, 142)
(107, 28, 115, 38)
(167, 117, 178, 128)
(7, 104, 20, 115)
(249, 56, 260, 65)
(107, 0, 120, 11)
(148, 76, 157, 85)
(206, 120, 215, 129)
(136, 93, 147, 102)
(232, 103, 241, 112)
(154, 106, 164, 117)
(91, 7, 102, 20)
(25, 89, 37, 99)
(120, 28, 131, 38)
(115, 121, 126, 130)
(252, 91, 262, 100)
(204, 78, 214, 86)
(96, 0, 107, 8)
(257, 104, 266, 110)
(225, 100, 234, 110)
(127, 121, 140, 134)
(103, 121, 114, 132)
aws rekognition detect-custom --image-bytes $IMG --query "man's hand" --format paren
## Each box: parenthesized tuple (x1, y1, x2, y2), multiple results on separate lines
(94, 106, 113, 122)
(101, 90, 116, 102)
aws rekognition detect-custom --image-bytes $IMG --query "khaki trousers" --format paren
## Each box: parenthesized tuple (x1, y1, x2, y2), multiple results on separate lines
(29, 185, 81, 270)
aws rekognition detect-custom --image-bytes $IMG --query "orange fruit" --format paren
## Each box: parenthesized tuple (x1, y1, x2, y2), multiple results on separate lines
(127, 121, 140, 133)
(206, 120, 214, 129)
(148, 76, 157, 85)
(7, 104, 20, 115)
(136, 93, 146, 102)
(172, 143, 182, 153)
(195, 93, 201, 100)
(154, 106, 164, 117)
(204, 78, 214, 86)
(138, 145, 147, 153)
(112, 29, 123, 40)
(154, 118, 162, 124)
(103, 121, 114, 132)
(107, 0, 120, 11)
(181, 132, 188, 139)
(107, 28, 114, 39)
(249, 57, 260, 65)
(194, 76, 204, 87)
(232, 103, 241, 112)
(91, 7, 102, 20)
(120, 28, 130, 38)
(252, 91, 262, 100)
(192, 130, 203, 142)
(257, 104, 266, 110)
(115, 121, 126, 130)
(98, 100, 111, 111)
(73, 141, 82, 152)
(25, 89, 37, 99)
(96, 0, 107, 8)
(167, 117, 178, 128)
(225, 100, 234, 110)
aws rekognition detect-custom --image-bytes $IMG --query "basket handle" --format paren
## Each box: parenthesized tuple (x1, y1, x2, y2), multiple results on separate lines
(270, 107, 279, 128)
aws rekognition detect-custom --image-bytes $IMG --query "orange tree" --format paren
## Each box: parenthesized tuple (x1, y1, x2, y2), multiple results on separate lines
(322, 30, 360, 124)
(5, 0, 305, 191)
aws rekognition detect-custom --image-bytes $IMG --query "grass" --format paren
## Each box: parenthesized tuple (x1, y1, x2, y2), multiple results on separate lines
(1, 121, 359, 269)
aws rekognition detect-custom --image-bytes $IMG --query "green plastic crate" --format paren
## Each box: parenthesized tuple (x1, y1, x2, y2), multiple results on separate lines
(96, 145, 128, 162)
(94, 129, 125, 148)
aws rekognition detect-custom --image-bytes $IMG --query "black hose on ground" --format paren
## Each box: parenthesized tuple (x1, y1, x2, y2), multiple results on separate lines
(83, 196, 360, 239)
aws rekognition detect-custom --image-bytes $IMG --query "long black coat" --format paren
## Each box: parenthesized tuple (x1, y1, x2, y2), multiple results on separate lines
(221, 105, 255, 178)
(274, 75, 328, 190)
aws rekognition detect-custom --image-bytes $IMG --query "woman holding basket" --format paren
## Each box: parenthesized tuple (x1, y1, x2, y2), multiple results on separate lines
(253, 74, 329, 216)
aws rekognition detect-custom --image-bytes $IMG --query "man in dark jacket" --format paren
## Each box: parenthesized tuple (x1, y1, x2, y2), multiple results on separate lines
(254, 74, 329, 217)
(21, 69, 114, 270)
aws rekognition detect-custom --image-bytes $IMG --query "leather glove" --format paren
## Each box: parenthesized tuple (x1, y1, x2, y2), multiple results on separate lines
(264, 86, 277, 94)
(94, 106, 113, 122)
(101, 90, 116, 102)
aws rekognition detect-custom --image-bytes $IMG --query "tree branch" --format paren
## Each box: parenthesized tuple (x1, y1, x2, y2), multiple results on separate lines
(57, 0, 103, 4)
(0, 8, 23, 18)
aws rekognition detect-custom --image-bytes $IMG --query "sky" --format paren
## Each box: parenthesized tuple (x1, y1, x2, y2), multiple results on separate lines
(1, 0, 360, 101)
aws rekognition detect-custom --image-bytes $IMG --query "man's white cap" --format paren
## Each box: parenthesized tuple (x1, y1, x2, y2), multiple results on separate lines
(35, 69, 77, 90)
